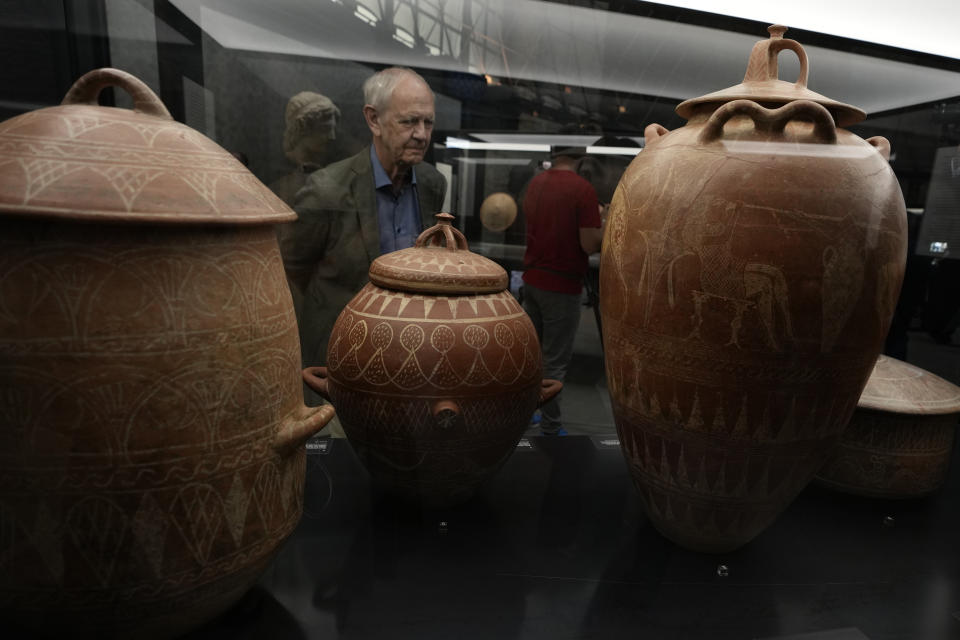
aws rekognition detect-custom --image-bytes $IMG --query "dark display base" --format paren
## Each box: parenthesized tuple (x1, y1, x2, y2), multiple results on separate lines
(12, 434, 960, 639)
(199, 434, 960, 640)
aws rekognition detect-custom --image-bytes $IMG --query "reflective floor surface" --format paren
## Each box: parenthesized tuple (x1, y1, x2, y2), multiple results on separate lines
(182, 430, 960, 640)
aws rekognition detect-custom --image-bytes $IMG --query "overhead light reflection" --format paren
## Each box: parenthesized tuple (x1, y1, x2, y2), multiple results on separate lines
(394, 26, 415, 48)
(445, 137, 551, 152)
(587, 145, 642, 156)
(354, 5, 378, 26)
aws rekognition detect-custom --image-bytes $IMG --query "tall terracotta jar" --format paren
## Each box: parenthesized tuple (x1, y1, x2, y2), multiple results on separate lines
(0, 69, 334, 638)
(304, 214, 561, 507)
(599, 26, 907, 552)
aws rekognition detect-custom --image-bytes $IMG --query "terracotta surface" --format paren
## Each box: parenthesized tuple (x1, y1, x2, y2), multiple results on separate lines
(816, 356, 960, 498)
(599, 27, 907, 552)
(479, 192, 518, 232)
(0, 69, 333, 638)
(304, 214, 560, 506)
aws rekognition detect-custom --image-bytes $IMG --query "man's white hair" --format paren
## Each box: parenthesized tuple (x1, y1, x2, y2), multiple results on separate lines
(362, 67, 432, 113)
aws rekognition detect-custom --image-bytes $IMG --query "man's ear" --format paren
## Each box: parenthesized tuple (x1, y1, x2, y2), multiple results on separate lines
(363, 104, 381, 136)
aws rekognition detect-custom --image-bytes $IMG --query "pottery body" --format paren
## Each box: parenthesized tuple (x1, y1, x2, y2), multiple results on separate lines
(816, 355, 960, 498)
(599, 28, 907, 551)
(305, 214, 559, 506)
(0, 69, 333, 638)
(479, 192, 518, 232)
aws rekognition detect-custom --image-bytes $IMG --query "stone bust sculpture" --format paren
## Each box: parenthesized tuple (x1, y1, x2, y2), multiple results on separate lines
(270, 91, 342, 206)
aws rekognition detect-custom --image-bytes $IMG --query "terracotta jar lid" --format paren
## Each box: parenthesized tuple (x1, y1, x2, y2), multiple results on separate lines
(676, 25, 867, 127)
(0, 68, 293, 225)
(369, 213, 508, 294)
(858, 355, 960, 415)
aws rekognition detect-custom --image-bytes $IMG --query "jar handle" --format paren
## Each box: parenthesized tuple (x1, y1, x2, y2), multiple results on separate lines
(273, 404, 335, 457)
(644, 123, 670, 145)
(302, 366, 332, 401)
(62, 68, 172, 120)
(867, 136, 891, 162)
(742, 25, 809, 90)
(415, 212, 469, 252)
(699, 99, 837, 145)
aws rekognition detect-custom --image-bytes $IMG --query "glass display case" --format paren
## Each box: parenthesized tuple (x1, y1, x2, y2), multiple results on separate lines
(2, 1, 960, 638)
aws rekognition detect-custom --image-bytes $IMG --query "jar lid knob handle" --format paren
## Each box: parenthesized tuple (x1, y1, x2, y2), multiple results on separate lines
(742, 25, 809, 90)
(414, 212, 469, 252)
(62, 68, 172, 119)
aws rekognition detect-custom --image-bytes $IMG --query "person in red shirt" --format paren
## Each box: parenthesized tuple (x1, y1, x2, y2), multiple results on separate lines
(522, 146, 604, 435)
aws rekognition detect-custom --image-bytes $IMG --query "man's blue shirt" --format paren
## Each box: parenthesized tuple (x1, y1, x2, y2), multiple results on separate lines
(370, 145, 421, 254)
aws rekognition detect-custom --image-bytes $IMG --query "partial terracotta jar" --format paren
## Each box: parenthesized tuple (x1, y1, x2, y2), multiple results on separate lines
(816, 355, 960, 498)
(304, 214, 561, 506)
(0, 69, 334, 638)
(599, 26, 907, 552)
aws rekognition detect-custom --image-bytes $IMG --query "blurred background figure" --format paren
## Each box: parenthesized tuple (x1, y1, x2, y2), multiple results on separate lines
(269, 90, 341, 206)
(522, 145, 604, 436)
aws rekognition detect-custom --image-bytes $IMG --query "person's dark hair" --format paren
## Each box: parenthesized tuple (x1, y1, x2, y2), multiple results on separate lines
(590, 135, 640, 148)
(550, 145, 586, 159)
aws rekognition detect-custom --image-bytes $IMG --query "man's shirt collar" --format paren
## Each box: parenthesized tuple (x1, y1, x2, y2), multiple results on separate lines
(370, 144, 416, 190)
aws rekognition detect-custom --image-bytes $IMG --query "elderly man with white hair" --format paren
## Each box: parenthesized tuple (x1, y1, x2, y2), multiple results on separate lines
(279, 67, 447, 410)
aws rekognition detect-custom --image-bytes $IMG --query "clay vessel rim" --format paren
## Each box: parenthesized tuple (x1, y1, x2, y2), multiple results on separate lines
(858, 355, 960, 415)
(0, 205, 297, 225)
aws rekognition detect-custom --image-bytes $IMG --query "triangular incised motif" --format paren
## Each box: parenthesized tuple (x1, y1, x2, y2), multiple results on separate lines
(675, 446, 690, 487)
(67, 496, 129, 587)
(223, 474, 250, 548)
(423, 298, 436, 319)
(359, 292, 378, 313)
(732, 397, 750, 438)
(687, 392, 704, 431)
(669, 394, 683, 426)
(659, 439, 671, 479)
(397, 295, 414, 317)
(171, 484, 225, 566)
(362, 352, 391, 385)
(131, 492, 169, 577)
(711, 398, 726, 433)
(649, 394, 661, 420)
(254, 462, 283, 534)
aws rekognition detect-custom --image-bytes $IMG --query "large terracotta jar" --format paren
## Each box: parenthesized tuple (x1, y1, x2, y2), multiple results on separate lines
(816, 355, 960, 498)
(304, 214, 560, 506)
(599, 26, 907, 552)
(0, 69, 334, 638)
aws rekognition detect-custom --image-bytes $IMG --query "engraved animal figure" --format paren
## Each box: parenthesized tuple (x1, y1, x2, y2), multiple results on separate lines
(679, 200, 795, 350)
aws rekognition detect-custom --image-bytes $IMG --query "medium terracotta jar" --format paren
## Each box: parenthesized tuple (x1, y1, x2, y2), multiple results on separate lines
(599, 26, 907, 552)
(304, 214, 560, 506)
(816, 355, 960, 498)
(0, 69, 334, 638)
